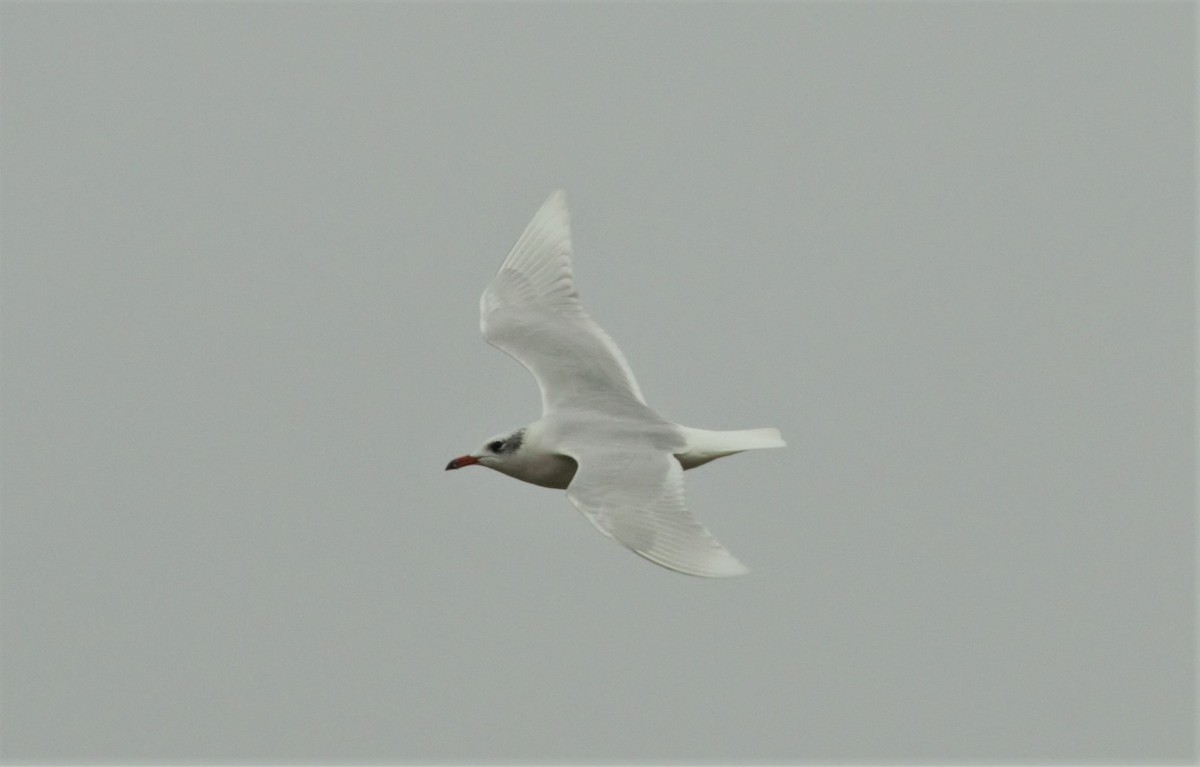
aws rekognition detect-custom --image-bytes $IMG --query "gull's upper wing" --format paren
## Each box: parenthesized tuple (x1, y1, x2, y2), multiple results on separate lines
(564, 448, 749, 578)
(480, 191, 647, 414)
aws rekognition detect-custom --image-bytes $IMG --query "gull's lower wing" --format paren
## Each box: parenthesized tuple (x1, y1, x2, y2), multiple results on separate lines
(480, 191, 647, 414)
(564, 448, 749, 578)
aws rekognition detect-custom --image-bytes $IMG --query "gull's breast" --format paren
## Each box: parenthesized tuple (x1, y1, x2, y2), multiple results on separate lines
(503, 452, 579, 490)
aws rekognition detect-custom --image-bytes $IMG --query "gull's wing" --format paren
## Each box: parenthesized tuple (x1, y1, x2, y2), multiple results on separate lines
(480, 191, 647, 414)
(564, 448, 749, 578)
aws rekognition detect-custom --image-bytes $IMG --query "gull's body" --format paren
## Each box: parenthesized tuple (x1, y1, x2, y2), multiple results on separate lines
(446, 191, 785, 577)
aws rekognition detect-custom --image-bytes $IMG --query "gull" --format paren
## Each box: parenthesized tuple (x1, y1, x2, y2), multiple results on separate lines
(446, 191, 785, 577)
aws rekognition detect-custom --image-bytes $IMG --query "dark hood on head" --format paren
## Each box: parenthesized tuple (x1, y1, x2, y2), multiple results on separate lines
(505, 428, 525, 452)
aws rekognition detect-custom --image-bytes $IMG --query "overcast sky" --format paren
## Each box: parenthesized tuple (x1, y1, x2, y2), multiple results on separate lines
(1, 3, 1194, 763)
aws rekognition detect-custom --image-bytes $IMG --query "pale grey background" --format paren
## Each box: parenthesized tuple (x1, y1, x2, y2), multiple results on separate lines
(0, 2, 1194, 763)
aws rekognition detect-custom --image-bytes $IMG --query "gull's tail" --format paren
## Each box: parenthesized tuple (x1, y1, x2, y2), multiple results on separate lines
(675, 426, 786, 470)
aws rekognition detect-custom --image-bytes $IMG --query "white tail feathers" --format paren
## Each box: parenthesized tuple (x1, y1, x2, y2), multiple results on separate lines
(675, 426, 786, 470)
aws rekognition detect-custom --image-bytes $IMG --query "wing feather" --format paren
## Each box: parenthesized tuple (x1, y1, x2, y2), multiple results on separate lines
(480, 191, 647, 414)
(565, 449, 749, 578)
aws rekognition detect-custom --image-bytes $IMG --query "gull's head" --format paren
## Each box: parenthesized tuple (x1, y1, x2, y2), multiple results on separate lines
(445, 428, 525, 472)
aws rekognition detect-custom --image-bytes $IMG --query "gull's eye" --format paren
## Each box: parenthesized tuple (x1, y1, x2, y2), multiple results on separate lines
(488, 440, 504, 453)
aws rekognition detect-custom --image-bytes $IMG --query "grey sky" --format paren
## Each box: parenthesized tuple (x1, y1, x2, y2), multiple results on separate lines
(1, 3, 1194, 763)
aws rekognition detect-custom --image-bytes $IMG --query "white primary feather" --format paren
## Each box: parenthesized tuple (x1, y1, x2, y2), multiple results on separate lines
(564, 448, 749, 578)
(480, 190, 647, 414)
